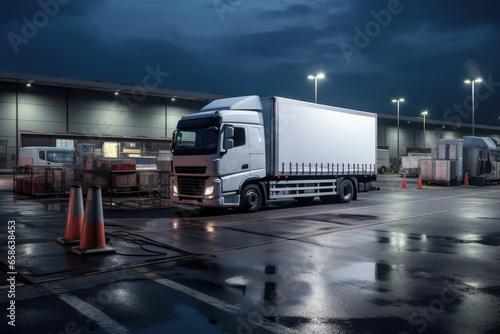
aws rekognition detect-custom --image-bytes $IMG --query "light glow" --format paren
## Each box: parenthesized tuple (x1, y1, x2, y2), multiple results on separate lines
(204, 186, 214, 196)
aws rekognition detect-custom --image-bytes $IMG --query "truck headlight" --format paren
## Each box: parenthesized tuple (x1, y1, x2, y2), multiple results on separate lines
(173, 185, 178, 197)
(204, 186, 214, 196)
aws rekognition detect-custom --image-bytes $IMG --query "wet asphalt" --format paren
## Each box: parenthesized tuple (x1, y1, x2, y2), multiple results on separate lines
(0, 174, 499, 334)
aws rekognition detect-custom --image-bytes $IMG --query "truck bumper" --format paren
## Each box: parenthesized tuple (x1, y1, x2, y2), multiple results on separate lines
(172, 196, 240, 208)
(173, 197, 223, 207)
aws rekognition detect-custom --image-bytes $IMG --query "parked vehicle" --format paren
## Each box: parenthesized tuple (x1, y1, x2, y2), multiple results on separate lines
(377, 149, 389, 174)
(171, 96, 378, 212)
(421, 136, 500, 186)
(463, 136, 500, 185)
(18, 147, 75, 167)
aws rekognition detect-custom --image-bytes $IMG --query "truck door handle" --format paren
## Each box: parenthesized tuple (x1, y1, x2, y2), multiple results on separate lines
(241, 164, 249, 169)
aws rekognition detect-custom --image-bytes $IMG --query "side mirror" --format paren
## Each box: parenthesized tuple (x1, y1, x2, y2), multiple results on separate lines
(208, 126, 219, 134)
(171, 130, 178, 152)
(224, 138, 234, 150)
(223, 126, 235, 151)
(225, 126, 234, 138)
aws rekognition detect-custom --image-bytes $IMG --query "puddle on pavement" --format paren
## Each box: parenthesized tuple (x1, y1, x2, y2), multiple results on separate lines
(323, 262, 376, 282)
(322, 261, 393, 283)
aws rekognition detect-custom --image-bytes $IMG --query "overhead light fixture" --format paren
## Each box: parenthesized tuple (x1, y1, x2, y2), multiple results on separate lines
(307, 73, 325, 103)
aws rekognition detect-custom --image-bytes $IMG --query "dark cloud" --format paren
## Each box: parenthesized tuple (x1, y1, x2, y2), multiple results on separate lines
(255, 4, 314, 19)
(1, 0, 499, 125)
(0, 0, 109, 25)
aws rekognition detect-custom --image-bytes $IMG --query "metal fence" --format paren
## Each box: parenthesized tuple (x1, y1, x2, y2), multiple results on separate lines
(13, 167, 64, 196)
(13, 167, 171, 199)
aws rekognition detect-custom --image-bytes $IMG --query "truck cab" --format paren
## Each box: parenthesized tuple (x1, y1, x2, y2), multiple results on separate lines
(171, 96, 265, 210)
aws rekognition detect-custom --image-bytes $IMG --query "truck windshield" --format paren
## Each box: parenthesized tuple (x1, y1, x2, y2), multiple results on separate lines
(172, 116, 221, 156)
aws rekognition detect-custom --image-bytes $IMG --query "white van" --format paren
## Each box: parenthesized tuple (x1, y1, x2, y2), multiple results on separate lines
(19, 147, 75, 167)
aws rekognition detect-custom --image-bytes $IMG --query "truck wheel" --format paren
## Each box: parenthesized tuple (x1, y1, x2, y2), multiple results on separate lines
(240, 184, 261, 212)
(337, 179, 354, 203)
(380, 166, 386, 174)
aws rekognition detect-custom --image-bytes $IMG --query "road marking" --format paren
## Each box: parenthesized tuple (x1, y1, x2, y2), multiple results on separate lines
(53, 289, 131, 334)
(153, 277, 298, 334)
(155, 278, 239, 314)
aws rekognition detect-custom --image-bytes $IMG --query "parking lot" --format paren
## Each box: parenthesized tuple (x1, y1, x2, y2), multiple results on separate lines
(0, 174, 499, 334)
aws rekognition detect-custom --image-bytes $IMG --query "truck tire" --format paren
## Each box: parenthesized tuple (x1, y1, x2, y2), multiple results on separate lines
(240, 184, 261, 212)
(337, 179, 354, 203)
(380, 166, 386, 174)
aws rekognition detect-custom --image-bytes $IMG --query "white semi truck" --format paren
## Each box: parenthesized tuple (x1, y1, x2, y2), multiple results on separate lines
(171, 96, 378, 212)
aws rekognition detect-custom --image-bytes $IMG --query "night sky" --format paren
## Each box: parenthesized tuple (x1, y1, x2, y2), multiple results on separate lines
(2, 0, 500, 125)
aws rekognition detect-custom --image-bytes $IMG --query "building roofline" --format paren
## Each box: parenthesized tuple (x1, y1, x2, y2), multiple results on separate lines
(1, 70, 499, 131)
(0, 70, 229, 102)
(377, 113, 500, 131)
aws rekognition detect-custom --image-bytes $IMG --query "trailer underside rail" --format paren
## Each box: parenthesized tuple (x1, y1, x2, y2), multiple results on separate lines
(269, 179, 337, 200)
(279, 162, 376, 176)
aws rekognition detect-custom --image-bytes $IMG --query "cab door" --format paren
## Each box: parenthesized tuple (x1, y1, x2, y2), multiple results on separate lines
(220, 125, 250, 192)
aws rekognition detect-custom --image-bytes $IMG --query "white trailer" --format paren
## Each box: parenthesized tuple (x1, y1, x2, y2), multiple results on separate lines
(171, 96, 378, 212)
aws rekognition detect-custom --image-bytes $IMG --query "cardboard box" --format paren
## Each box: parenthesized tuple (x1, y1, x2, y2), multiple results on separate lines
(98, 158, 136, 171)
(111, 163, 136, 171)
(112, 172, 137, 187)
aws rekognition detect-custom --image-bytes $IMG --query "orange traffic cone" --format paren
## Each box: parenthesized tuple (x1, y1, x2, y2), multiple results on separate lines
(464, 173, 469, 186)
(71, 186, 115, 256)
(57, 185, 84, 245)
(417, 175, 423, 189)
(402, 174, 407, 188)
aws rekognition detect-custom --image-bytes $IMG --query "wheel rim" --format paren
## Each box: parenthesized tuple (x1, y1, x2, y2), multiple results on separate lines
(245, 190, 259, 208)
(342, 183, 353, 201)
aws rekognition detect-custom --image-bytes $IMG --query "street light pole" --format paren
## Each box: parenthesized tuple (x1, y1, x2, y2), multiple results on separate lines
(392, 98, 404, 171)
(421, 111, 428, 148)
(308, 73, 325, 103)
(464, 78, 482, 136)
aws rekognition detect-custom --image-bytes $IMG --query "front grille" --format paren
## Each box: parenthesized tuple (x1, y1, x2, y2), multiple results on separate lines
(177, 176, 206, 196)
(175, 166, 207, 174)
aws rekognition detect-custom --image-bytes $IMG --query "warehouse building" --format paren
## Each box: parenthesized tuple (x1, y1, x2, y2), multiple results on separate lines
(1, 71, 500, 171)
(0, 71, 226, 171)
